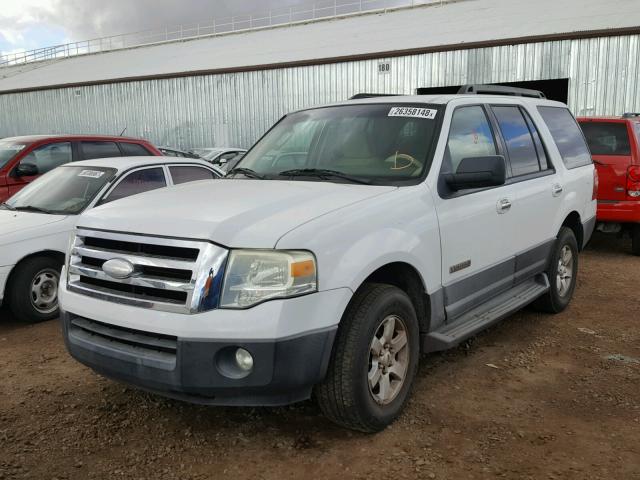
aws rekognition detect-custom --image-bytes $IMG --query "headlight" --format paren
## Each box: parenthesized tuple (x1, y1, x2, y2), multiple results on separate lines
(220, 250, 317, 308)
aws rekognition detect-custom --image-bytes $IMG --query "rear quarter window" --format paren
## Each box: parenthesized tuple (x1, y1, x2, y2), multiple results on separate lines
(538, 107, 592, 169)
(579, 122, 631, 156)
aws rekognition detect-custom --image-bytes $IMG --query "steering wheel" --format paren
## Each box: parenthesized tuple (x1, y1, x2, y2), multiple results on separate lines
(384, 152, 421, 172)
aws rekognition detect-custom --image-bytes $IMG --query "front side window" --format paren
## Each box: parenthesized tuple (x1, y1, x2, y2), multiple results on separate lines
(538, 107, 592, 169)
(4, 166, 116, 214)
(492, 106, 540, 177)
(80, 141, 121, 160)
(579, 122, 631, 156)
(442, 106, 497, 175)
(0, 141, 27, 169)
(19, 142, 72, 174)
(103, 167, 166, 204)
(237, 104, 442, 183)
(169, 166, 217, 185)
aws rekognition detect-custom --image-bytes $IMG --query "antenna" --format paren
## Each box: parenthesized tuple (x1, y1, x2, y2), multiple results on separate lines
(119, 127, 127, 136)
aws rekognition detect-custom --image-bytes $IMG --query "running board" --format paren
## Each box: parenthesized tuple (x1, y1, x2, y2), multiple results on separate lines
(423, 274, 550, 353)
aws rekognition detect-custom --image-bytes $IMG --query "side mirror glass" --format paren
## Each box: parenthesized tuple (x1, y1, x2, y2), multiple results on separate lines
(15, 162, 39, 177)
(444, 155, 506, 191)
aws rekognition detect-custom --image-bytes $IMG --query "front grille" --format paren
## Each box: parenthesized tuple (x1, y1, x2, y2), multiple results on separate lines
(67, 228, 228, 314)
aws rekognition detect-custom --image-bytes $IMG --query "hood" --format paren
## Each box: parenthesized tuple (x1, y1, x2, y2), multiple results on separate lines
(79, 179, 397, 247)
(0, 210, 70, 242)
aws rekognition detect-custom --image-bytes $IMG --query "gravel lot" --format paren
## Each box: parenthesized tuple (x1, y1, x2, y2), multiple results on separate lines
(1, 233, 639, 480)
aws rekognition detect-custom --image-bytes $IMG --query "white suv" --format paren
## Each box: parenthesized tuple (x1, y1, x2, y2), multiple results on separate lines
(59, 87, 596, 432)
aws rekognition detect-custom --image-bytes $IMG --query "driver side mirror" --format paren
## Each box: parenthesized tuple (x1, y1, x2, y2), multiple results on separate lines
(15, 162, 39, 177)
(444, 155, 506, 191)
(218, 158, 228, 165)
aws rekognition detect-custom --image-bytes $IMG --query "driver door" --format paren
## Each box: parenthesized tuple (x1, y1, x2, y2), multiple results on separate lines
(434, 105, 517, 320)
(7, 142, 73, 197)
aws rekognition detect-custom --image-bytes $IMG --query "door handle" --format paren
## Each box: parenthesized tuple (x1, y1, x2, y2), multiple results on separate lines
(552, 183, 564, 197)
(497, 198, 512, 214)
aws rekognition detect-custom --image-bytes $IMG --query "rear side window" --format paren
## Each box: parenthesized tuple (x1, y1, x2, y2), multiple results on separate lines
(579, 122, 631, 156)
(492, 106, 541, 177)
(103, 167, 166, 204)
(80, 141, 121, 160)
(169, 166, 217, 185)
(119, 142, 151, 156)
(538, 107, 592, 169)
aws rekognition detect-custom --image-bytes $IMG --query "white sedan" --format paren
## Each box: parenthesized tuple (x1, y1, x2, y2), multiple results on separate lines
(0, 156, 221, 323)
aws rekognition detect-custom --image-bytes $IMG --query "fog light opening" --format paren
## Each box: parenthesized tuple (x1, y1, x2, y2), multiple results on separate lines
(235, 348, 254, 372)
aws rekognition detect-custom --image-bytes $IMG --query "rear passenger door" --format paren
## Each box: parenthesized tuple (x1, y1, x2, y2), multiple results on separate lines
(489, 104, 560, 280)
(168, 165, 218, 185)
(79, 141, 122, 160)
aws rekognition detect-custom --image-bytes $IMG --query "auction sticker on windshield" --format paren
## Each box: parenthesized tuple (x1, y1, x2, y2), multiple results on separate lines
(78, 170, 105, 178)
(388, 107, 437, 120)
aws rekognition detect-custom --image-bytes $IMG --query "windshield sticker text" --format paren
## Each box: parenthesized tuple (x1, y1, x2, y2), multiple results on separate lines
(388, 107, 437, 120)
(78, 170, 105, 178)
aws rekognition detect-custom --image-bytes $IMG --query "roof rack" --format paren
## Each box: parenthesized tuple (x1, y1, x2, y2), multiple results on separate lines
(622, 112, 640, 118)
(349, 93, 401, 100)
(457, 84, 546, 99)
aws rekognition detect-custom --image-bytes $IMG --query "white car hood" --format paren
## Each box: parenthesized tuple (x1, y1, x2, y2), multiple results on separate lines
(79, 179, 397, 247)
(0, 210, 70, 243)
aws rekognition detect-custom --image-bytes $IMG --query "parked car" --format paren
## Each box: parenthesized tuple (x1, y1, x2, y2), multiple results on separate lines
(60, 86, 595, 432)
(578, 113, 640, 254)
(0, 157, 221, 323)
(158, 146, 201, 159)
(195, 148, 247, 167)
(0, 135, 162, 203)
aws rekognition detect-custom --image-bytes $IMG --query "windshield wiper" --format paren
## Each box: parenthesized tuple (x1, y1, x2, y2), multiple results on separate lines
(0, 202, 15, 211)
(13, 205, 56, 214)
(278, 169, 371, 185)
(227, 168, 266, 180)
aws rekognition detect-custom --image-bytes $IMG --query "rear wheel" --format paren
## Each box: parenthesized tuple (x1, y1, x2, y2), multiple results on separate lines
(631, 224, 640, 256)
(8, 256, 62, 323)
(315, 283, 420, 432)
(533, 227, 579, 313)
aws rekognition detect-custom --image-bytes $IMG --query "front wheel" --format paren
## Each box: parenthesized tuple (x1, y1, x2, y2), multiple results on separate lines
(315, 283, 420, 433)
(533, 227, 579, 313)
(7, 256, 62, 323)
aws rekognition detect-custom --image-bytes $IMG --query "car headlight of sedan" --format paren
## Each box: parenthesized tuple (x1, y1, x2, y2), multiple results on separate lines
(220, 250, 317, 309)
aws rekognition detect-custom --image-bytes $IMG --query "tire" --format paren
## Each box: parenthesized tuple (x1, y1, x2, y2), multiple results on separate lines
(631, 225, 640, 256)
(315, 283, 420, 433)
(7, 256, 62, 324)
(533, 227, 579, 314)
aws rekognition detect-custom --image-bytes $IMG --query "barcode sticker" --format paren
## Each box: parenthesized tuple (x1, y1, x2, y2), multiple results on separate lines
(388, 107, 437, 120)
(78, 170, 104, 178)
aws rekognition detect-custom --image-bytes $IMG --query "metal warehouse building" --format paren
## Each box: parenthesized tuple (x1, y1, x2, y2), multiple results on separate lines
(1, 0, 640, 149)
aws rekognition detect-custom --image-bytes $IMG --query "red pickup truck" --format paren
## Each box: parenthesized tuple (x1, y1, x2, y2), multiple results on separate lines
(0, 135, 162, 203)
(578, 114, 640, 255)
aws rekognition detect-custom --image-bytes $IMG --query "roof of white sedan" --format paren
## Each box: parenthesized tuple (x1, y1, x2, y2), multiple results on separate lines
(65, 156, 223, 175)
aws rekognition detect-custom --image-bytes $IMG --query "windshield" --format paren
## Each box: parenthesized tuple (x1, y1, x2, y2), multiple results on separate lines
(0, 140, 28, 169)
(236, 104, 441, 184)
(4, 166, 117, 215)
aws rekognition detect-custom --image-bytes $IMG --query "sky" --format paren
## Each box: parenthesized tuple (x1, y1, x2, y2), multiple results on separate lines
(0, 0, 314, 56)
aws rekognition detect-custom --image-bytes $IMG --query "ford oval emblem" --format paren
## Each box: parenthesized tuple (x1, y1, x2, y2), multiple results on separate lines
(102, 258, 135, 279)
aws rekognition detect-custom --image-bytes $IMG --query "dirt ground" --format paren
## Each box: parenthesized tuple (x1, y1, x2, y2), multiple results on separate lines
(1, 232, 639, 480)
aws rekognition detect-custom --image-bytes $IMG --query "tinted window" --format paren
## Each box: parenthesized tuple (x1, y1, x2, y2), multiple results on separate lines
(579, 122, 631, 156)
(81, 141, 121, 160)
(119, 142, 151, 156)
(169, 166, 217, 185)
(538, 107, 592, 168)
(103, 167, 166, 203)
(20, 142, 72, 174)
(443, 106, 497, 174)
(522, 109, 549, 169)
(492, 106, 540, 176)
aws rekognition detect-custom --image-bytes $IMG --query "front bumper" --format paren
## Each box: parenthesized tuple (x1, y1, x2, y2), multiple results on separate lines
(0, 265, 13, 304)
(62, 310, 336, 406)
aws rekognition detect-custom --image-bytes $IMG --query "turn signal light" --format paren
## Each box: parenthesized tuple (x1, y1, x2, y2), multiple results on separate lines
(627, 166, 640, 197)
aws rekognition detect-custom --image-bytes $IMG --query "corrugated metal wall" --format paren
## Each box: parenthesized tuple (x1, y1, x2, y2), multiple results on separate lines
(1, 34, 639, 149)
